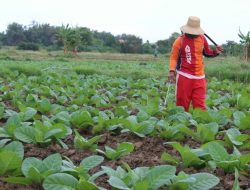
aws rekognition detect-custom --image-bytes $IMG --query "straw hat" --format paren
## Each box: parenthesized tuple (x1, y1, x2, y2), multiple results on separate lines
(180, 16, 204, 35)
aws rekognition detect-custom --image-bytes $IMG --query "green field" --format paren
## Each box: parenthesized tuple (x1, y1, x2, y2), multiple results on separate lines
(0, 49, 250, 190)
(1, 49, 250, 82)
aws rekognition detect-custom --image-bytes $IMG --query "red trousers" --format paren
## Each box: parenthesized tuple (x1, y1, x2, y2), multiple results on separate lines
(176, 74, 206, 112)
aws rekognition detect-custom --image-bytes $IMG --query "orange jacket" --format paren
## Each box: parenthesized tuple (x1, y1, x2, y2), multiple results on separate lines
(169, 34, 218, 77)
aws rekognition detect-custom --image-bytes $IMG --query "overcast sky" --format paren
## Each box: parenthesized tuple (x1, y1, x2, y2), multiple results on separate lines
(0, 0, 249, 44)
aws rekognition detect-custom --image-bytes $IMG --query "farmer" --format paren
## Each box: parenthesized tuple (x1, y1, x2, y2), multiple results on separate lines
(168, 16, 223, 112)
(154, 45, 158, 58)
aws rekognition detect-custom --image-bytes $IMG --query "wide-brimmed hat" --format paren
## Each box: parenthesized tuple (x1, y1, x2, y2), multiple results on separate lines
(180, 16, 204, 35)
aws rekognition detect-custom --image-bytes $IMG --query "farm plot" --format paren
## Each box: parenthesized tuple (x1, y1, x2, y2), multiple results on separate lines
(0, 71, 250, 190)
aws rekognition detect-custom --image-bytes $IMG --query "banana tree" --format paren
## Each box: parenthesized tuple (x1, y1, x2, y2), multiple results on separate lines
(67, 27, 81, 54)
(58, 24, 70, 54)
(238, 29, 250, 61)
(57, 25, 81, 54)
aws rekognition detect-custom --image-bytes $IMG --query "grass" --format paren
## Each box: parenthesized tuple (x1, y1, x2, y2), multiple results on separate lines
(205, 56, 250, 82)
(0, 48, 249, 82)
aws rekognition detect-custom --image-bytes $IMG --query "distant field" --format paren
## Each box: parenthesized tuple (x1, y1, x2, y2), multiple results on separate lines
(0, 48, 250, 82)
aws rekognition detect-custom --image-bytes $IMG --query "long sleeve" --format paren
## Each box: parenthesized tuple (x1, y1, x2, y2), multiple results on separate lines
(169, 37, 182, 71)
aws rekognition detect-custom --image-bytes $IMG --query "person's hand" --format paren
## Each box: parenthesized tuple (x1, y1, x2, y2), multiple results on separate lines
(168, 71, 176, 83)
(215, 46, 223, 54)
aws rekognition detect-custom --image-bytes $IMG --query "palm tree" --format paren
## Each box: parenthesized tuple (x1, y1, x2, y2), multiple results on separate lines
(238, 29, 250, 61)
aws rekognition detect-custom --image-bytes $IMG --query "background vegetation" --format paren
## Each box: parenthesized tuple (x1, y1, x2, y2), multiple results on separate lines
(0, 21, 249, 59)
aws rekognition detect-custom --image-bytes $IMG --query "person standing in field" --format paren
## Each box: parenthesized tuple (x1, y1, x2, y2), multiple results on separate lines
(154, 45, 158, 58)
(168, 16, 223, 112)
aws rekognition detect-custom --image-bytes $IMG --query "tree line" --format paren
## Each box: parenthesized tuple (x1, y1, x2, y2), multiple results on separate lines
(0, 21, 176, 54)
(0, 21, 249, 59)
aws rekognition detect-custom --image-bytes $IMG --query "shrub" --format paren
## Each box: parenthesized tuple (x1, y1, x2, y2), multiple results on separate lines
(17, 42, 39, 51)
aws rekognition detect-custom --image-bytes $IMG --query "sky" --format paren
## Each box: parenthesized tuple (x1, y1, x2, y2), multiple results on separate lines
(0, 0, 249, 44)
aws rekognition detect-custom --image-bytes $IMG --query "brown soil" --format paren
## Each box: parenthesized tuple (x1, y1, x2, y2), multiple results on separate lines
(0, 132, 249, 190)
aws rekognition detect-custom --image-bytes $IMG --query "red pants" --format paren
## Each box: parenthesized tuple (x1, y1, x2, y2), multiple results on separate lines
(176, 74, 206, 112)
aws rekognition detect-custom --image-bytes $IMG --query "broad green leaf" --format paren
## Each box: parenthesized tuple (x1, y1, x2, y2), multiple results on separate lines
(70, 110, 92, 127)
(22, 107, 37, 121)
(136, 120, 155, 136)
(74, 130, 102, 150)
(101, 166, 127, 179)
(50, 123, 69, 138)
(4, 141, 24, 159)
(90, 94, 107, 107)
(105, 142, 134, 160)
(14, 126, 36, 143)
(108, 176, 131, 190)
(77, 179, 100, 190)
(197, 122, 219, 143)
(233, 111, 245, 127)
(146, 165, 176, 190)
(117, 142, 134, 153)
(89, 170, 106, 183)
(137, 111, 150, 122)
(4, 114, 21, 136)
(54, 111, 70, 123)
(206, 141, 229, 161)
(170, 171, 190, 189)
(178, 126, 196, 137)
(188, 173, 220, 190)
(80, 155, 104, 171)
(27, 166, 42, 183)
(161, 152, 179, 165)
(44, 128, 63, 139)
(191, 148, 209, 157)
(226, 128, 246, 146)
(192, 109, 212, 123)
(0, 139, 11, 148)
(43, 173, 78, 190)
(236, 134, 249, 143)
(238, 94, 250, 110)
(37, 98, 52, 114)
(0, 150, 22, 176)
(168, 112, 191, 125)
(88, 135, 103, 146)
(133, 167, 150, 180)
(101, 166, 117, 177)
(134, 180, 150, 190)
(43, 153, 62, 173)
(166, 142, 203, 167)
(104, 146, 123, 160)
(239, 115, 250, 129)
(22, 157, 43, 177)
(4, 177, 32, 185)
(239, 154, 250, 166)
(240, 142, 250, 149)
(0, 128, 11, 138)
(232, 147, 241, 160)
(208, 110, 228, 126)
(115, 106, 130, 118)
(217, 160, 240, 173)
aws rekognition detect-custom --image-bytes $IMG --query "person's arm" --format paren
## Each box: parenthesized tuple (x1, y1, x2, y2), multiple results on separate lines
(169, 37, 181, 71)
(168, 37, 181, 82)
(202, 35, 223, 57)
